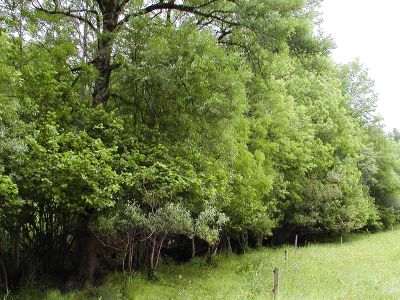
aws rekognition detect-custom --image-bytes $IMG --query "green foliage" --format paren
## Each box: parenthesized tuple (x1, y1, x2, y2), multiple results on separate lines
(16, 123, 120, 214)
(195, 207, 228, 246)
(98, 202, 195, 238)
(0, 175, 22, 231)
(338, 59, 380, 127)
(377, 207, 400, 229)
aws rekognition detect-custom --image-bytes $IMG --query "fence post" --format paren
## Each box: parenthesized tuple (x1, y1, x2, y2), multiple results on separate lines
(295, 234, 298, 248)
(273, 267, 280, 299)
(284, 250, 288, 261)
(340, 236, 343, 245)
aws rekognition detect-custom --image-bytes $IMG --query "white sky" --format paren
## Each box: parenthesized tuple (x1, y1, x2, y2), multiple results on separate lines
(319, 0, 400, 131)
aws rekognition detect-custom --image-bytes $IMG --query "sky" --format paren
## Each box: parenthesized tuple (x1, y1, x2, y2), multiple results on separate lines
(319, 0, 400, 131)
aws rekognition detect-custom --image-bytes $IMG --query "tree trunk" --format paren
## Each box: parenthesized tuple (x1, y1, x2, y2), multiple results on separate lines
(148, 236, 157, 280)
(205, 246, 211, 264)
(79, 3, 89, 101)
(0, 256, 8, 291)
(220, 232, 232, 254)
(155, 234, 166, 268)
(92, 52, 112, 107)
(226, 236, 232, 254)
(191, 238, 196, 258)
(92, 0, 121, 107)
(73, 1, 123, 282)
(239, 230, 248, 253)
(255, 235, 263, 247)
(75, 216, 97, 283)
(9, 228, 20, 281)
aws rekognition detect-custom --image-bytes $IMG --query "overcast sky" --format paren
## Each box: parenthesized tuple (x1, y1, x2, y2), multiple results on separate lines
(319, 0, 400, 131)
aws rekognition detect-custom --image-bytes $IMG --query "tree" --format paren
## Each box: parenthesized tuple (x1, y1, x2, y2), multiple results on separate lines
(390, 128, 400, 142)
(29, 0, 243, 107)
(337, 59, 381, 127)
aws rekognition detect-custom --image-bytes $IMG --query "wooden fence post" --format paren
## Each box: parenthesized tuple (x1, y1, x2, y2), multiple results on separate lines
(273, 267, 280, 299)
(340, 236, 343, 245)
(295, 234, 298, 248)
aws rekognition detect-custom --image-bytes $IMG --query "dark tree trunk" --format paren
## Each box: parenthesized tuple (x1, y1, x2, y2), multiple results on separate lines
(92, 0, 121, 107)
(92, 51, 112, 107)
(148, 236, 159, 280)
(191, 238, 196, 258)
(75, 216, 97, 283)
(73, 0, 123, 282)
(220, 232, 232, 254)
(0, 256, 8, 291)
(238, 230, 248, 253)
(255, 236, 263, 247)
(227, 236, 232, 253)
(9, 228, 20, 281)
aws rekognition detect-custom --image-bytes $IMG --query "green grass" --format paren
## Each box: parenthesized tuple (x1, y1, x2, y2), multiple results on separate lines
(10, 228, 400, 300)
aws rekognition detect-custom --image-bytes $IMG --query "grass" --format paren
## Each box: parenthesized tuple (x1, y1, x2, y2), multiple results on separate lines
(9, 228, 400, 300)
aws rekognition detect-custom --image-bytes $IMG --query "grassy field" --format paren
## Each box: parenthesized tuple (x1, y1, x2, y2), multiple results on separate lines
(10, 228, 400, 300)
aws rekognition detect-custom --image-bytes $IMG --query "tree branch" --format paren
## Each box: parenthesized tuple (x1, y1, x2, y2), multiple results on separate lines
(33, 3, 98, 32)
(118, 2, 240, 27)
(118, 0, 131, 11)
(217, 28, 232, 41)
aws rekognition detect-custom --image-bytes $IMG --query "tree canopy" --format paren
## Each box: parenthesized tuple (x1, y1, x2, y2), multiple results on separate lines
(0, 0, 399, 291)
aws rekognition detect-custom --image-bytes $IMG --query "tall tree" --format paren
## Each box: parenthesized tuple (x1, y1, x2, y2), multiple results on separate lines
(31, 0, 242, 107)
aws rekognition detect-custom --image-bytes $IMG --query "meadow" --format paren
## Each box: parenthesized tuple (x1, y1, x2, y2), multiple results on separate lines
(11, 227, 400, 300)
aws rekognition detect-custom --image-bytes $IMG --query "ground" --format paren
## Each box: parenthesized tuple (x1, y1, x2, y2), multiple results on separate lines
(12, 227, 400, 299)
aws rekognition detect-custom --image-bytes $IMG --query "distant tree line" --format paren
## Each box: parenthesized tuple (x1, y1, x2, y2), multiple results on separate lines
(0, 0, 399, 291)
